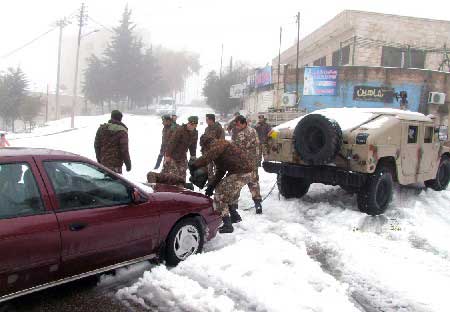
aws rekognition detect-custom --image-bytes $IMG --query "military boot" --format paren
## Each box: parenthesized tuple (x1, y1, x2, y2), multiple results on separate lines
(254, 199, 263, 214)
(229, 204, 242, 223)
(218, 216, 234, 234)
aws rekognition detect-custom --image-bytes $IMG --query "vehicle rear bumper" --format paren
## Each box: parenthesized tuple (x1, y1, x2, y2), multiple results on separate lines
(263, 161, 367, 188)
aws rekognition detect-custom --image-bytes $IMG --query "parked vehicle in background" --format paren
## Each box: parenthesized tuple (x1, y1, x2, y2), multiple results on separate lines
(0, 148, 221, 303)
(263, 108, 450, 215)
(155, 97, 176, 116)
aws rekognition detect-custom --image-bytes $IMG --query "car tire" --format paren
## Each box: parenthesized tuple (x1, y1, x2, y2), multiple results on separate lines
(277, 173, 310, 199)
(425, 156, 450, 191)
(165, 218, 204, 266)
(340, 185, 358, 194)
(357, 167, 393, 216)
(293, 114, 342, 165)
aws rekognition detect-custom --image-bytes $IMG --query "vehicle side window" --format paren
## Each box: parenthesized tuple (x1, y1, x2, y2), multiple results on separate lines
(407, 125, 418, 144)
(43, 161, 132, 211)
(424, 126, 433, 143)
(0, 163, 44, 219)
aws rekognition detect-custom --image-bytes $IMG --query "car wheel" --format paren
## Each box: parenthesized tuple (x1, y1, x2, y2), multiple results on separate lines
(357, 167, 393, 216)
(277, 173, 310, 199)
(425, 156, 450, 191)
(293, 114, 342, 165)
(340, 185, 358, 194)
(165, 218, 204, 266)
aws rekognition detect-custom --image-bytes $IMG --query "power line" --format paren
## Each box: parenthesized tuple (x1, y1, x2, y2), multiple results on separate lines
(1, 27, 58, 59)
(88, 16, 114, 33)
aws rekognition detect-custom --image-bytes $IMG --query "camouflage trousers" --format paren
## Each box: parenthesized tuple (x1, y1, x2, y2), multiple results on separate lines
(161, 158, 187, 183)
(214, 172, 252, 217)
(247, 168, 262, 201)
(147, 171, 185, 187)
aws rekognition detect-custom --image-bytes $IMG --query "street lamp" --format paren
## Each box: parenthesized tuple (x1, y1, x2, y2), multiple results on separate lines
(70, 27, 100, 129)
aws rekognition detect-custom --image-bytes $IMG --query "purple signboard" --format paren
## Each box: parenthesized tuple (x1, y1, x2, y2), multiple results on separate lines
(303, 67, 338, 96)
(255, 66, 272, 88)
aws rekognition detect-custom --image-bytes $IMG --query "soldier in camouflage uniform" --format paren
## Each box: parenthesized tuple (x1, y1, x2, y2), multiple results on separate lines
(162, 116, 198, 183)
(203, 114, 225, 182)
(254, 115, 272, 163)
(226, 112, 241, 141)
(94, 110, 131, 174)
(233, 115, 263, 214)
(155, 115, 177, 169)
(190, 135, 252, 233)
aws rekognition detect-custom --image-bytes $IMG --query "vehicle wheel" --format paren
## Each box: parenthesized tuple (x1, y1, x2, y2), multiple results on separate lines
(425, 156, 450, 191)
(357, 167, 393, 216)
(340, 185, 358, 194)
(165, 218, 204, 266)
(277, 173, 310, 199)
(293, 114, 342, 165)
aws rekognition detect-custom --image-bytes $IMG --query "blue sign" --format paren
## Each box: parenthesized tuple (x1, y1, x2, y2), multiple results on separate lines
(303, 67, 338, 96)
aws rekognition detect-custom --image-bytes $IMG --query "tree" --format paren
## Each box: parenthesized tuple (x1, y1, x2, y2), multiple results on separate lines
(20, 96, 42, 132)
(0, 67, 28, 132)
(83, 55, 109, 113)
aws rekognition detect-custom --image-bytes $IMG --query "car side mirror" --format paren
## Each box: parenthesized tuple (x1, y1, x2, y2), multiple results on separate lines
(131, 188, 148, 204)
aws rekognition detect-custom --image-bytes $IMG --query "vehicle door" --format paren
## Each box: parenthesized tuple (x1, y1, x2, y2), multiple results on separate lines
(401, 122, 420, 176)
(419, 124, 439, 174)
(0, 158, 60, 299)
(38, 160, 159, 277)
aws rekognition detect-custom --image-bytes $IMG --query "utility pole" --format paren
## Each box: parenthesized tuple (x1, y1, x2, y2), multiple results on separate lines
(71, 3, 86, 129)
(46, 84, 49, 123)
(55, 18, 69, 120)
(229, 56, 233, 73)
(295, 12, 300, 104)
(220, 44, 224, 78)
(277, 26, 282, 110)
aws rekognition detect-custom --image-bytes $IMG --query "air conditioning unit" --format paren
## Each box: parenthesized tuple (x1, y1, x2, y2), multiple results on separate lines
(428, 92, 446, 105)
(281, 93, 296, 106)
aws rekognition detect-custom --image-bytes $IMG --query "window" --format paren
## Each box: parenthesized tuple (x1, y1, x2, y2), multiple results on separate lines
(424, 126, 434, 143)
(313, 56, 326, 66)
(408, 125, 418, 144)
(405, 49, 425, 69)
(381, 46, 402, 67)
(0, 163, 44, 219)
(332, 45, 350, 66)
(44, 161, 132, 211)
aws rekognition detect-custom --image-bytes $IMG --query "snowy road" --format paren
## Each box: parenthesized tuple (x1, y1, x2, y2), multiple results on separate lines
(7, 108, 450, 312)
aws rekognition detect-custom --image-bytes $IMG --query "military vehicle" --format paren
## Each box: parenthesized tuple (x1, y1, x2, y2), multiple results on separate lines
(263, 108, 450, 215)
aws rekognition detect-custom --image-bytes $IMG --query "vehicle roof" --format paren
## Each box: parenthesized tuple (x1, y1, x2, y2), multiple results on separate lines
(0, 147, 78, 158)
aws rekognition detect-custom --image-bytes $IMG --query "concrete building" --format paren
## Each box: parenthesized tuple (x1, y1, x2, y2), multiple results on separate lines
(276, 10, 450, 71)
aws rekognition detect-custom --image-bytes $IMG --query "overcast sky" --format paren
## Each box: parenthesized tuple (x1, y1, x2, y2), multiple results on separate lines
(1, 0, 449, 99)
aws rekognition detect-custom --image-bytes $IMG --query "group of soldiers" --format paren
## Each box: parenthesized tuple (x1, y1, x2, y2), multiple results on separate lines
(94, 109, 272, 234)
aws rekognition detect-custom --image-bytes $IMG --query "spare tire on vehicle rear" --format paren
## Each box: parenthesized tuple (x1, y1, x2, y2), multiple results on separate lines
(293, 114, 343, 165)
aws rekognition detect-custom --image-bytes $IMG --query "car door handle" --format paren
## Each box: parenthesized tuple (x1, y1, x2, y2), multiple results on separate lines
(69, 222, 87, 231)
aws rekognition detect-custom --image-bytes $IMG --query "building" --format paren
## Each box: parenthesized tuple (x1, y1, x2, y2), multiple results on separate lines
(276, 10, 450, 71)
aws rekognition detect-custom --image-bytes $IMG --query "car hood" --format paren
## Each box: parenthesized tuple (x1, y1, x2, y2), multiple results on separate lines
(139, 182, 208, 199)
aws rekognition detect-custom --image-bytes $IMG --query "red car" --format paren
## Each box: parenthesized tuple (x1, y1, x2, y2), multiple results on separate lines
(0, 148, 221, 302)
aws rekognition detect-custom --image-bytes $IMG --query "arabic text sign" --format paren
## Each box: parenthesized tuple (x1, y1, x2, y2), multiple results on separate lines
(353, 86, 394, 103)
(303, 67, 338, 96)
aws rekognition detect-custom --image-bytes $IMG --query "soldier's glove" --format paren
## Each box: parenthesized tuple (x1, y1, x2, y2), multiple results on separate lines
(154, 154, 163, 169)
(126, 163, 132, 172)
(205, 184, 214, 197)
(188, 159, 198, 172)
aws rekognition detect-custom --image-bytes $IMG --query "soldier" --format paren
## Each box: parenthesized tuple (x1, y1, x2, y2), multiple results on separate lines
(162, 116, 198, 183)
(226, 112, 241, 140)
(172, 114, 179, 127)
(204, 114, 225, 182)
(254, 115, 272, 163)
(94, 110, 131, 174)
(154, 115, 177, 169)
(190, 135, 253, 233)
(233, 115, 263, 214)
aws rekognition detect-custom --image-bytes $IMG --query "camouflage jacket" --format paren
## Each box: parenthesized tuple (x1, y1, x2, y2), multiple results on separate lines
(204, 122, 225, 140)
(227, 120, 239, 141)
(194, 139, 252, 187)
(166, 124, 198, 162)
(255, 120, 272, 144)
(233, 126, 260, 167)
(159, 123, 177, 155)
(94, 120, 131, 169)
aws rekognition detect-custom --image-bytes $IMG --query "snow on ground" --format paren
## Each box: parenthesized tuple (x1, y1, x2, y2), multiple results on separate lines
(9, 108, 450, 312)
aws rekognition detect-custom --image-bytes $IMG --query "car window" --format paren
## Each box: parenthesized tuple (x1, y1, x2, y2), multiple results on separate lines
(0, 163, 44, 219)
(407, 125, 418, 144)
(424, 126, 433, 143)
(43, 161, 132, 211)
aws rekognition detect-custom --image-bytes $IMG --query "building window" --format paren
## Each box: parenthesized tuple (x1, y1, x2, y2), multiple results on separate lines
(332, 45, 350, 66)
(313, 56, 326, 66)
(381, 46, 402, 67)
(405, 49, 425, 69)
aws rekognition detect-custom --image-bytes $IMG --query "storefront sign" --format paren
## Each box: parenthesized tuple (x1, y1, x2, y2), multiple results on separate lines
(255, 66, 272, 88)
(303, 67, 338, 96)
(230, 83, 247, 98)
(353, 86, 394, 103)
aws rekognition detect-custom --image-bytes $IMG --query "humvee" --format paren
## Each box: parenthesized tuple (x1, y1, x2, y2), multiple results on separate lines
(262, 108, 450, 215)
